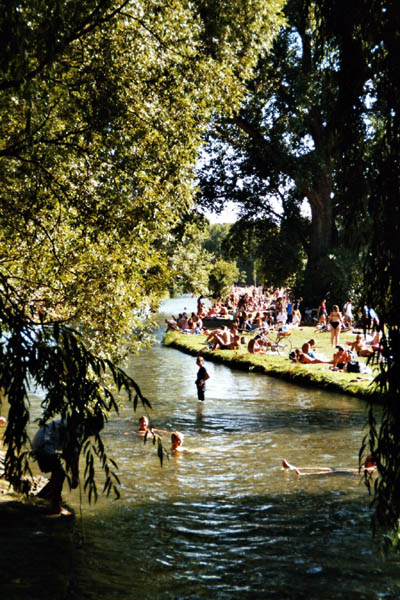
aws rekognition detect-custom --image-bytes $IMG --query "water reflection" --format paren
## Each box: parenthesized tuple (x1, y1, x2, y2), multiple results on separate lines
(69, 297, 399, 599)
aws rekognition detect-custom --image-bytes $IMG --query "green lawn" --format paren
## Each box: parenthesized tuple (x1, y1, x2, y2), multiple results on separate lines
(164, 324, 382, 402)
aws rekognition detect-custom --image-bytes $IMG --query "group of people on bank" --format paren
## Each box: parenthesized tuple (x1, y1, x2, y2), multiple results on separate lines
(166, 286, 303, 336)
(166, 289, 383, 372)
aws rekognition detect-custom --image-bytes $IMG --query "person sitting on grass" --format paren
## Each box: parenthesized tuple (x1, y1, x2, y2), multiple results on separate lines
(301, 339, 317, 358)
(210, 326, 240, 350)
(247, 334, 266, 354)
(330, 345, 352, 371)
(281, 455, 376, 477)
(346, 334, 374, 358)
(291, 309, 301, 327)
(165, 317, 180, 331)
(203, 327, 224, 348)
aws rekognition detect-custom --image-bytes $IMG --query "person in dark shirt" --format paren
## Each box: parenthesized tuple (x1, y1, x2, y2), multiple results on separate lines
(32, 413, 104, 515)
(195, 355, 210, 401)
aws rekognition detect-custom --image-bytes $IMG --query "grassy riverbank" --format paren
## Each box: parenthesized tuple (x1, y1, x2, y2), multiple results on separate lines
(164, 325, 382, 402)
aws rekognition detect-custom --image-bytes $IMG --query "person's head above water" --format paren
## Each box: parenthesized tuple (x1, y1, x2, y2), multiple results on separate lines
(171, 431, 184, 450)
(138, 416, 149, 431)
(196, 356, 204, 367)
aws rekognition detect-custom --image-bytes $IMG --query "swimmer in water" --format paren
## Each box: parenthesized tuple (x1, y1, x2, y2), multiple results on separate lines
(124, 416, 155, 437)
(281, 455, 376, 476)
(170, 431, 214, 455)
(137, 416, 152, 435)
(171, 431, 185, 453)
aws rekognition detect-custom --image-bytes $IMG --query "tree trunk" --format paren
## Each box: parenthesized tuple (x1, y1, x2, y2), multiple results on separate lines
(307, 182, 337, 268)
(300, 175, 339, 305)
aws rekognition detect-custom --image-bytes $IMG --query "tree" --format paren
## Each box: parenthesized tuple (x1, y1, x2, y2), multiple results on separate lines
(166, 217, 213, 297)
(271, 0, 400, 550)
(0, 0, 285, 359)
(223, 210, 308, 290)
(208, 258, 239, 299)
(203, 223, 231, 258)
(348, 0, 400, 550)
(0, 0, 286, 498)
(0, 275, 157, 500)
(197, 0, 372, 304)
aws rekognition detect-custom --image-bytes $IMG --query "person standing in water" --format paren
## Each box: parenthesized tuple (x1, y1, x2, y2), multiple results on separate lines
(195, 355, 210, 401)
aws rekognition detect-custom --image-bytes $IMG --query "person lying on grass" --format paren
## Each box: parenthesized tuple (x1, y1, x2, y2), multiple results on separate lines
(289, 348, 332, 365)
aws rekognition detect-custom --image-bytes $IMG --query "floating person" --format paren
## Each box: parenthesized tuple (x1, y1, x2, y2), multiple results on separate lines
(31, 413, 104, 515)
(195, 355, 210, 401)
(124, 415, 152, 436)
(0, 416, 6, 427)
(281, 456, 376, 477)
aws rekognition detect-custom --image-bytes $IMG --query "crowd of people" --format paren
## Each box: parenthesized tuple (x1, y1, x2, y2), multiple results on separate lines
(165, 287, 303, 336)
(165, 287, 305, 358)
(165, 288, 382, 374)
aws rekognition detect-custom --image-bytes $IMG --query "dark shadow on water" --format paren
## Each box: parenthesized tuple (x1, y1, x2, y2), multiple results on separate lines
(70, 491, 400, 600)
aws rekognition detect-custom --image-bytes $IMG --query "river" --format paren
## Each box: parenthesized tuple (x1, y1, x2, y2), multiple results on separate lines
(67, 297, 400, 599)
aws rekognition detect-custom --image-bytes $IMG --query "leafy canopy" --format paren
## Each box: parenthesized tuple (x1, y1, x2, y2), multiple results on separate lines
(0, 0, 285, 498)
(0, 0, 285, 359)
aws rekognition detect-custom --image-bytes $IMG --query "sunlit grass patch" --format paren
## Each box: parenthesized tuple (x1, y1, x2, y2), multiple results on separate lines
(163, 326, 381, 401)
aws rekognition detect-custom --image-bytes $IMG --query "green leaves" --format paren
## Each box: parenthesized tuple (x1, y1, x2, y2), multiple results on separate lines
(0, 278, 151, 501)
(0, 0, 284, 360)
(0, 0, 286, 502)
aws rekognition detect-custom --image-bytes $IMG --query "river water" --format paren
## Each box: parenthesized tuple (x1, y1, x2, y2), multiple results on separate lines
(67, 297, 400, 599)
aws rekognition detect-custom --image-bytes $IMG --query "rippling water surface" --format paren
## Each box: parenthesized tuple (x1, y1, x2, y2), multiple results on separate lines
(67, 297, 400, 599)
